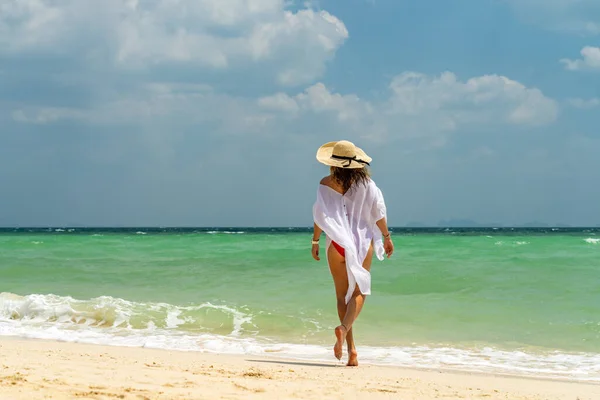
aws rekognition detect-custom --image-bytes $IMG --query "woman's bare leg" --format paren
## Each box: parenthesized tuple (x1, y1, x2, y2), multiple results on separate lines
(328, 243, 373, 366)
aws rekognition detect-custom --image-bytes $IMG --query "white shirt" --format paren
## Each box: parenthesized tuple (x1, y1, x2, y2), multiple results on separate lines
(312, 178, 388, 304)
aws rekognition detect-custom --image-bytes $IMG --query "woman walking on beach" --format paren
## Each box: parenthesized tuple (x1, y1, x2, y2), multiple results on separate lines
(311, 140, 394, 366)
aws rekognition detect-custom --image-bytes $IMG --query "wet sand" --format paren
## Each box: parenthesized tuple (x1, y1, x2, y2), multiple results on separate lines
(0, 337, 598, 399)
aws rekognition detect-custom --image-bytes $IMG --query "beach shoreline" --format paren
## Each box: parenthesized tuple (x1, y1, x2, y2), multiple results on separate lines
(0, 337, 598, 399)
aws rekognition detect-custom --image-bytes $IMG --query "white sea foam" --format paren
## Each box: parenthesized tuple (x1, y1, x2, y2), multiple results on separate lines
(494, 241, 529, 246)
(584, 238, 600, 244)
(2, 292, 600, 382)
(0, 292, 255, 335)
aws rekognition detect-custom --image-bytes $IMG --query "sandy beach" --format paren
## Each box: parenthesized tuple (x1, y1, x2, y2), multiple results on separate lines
(0, 338, 597, 400)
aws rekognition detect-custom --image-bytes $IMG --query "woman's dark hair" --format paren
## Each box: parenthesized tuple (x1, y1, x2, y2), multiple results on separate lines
(330, 166, 371, 194)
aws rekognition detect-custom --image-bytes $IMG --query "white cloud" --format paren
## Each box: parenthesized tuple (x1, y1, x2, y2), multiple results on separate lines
(257, 93, 300, 113)
(260, 83, 370, 122)
(11, 70, 557, 153)
(386, 72, 557, 127)
(0, 0, 348, 86)
(11, 107, 86, 124)
(258, 72, 558, 142)
(248, 9, 348, 85)
(10, 82, 278, 143)
(0, 0, 64, 49)
(566, 98, 600, 109)
(584, 23, 600, 36)
(506, 0, 600, 35)
(561, 46, 600, 71)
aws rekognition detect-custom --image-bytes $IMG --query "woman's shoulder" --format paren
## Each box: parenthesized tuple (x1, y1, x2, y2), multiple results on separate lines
(365, 178, 384, 196)
(366, 177, 379, 189)
(319, 176, 344, 195)
(320, 176, 332, 186)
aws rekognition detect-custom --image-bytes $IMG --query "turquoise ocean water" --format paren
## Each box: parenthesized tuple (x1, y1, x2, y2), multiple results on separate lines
(1, 227, 600, 381)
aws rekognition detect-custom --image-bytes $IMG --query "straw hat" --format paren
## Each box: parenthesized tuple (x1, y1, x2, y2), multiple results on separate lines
(316, 140, 372, 169)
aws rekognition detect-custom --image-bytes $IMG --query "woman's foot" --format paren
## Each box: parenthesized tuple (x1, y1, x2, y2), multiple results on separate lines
(347, 349, 358, 366)
(333, 325, 347, 360)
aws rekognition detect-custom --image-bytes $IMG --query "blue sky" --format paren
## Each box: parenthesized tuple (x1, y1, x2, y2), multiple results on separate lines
(1, 0, 599, 227)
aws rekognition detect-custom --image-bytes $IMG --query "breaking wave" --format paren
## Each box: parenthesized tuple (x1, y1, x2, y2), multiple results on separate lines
(2, 292, 600, 382)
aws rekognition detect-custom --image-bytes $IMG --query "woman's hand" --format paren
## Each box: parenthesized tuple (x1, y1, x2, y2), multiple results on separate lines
(384, 237, 394, 258)
(311, 243, 320, 261)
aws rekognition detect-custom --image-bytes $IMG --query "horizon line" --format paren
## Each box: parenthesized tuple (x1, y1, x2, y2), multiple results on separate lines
(1, 226, 599, 229)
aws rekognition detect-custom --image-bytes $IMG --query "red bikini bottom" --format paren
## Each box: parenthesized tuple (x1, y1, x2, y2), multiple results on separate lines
(331, 241, 345, 257)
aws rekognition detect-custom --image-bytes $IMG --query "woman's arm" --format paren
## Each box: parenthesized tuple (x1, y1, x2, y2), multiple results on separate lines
(312, 222, 322, 242)
(311, 223, 322, 261)
(376, 218, 390, 238)
(376, 217, 394, 258)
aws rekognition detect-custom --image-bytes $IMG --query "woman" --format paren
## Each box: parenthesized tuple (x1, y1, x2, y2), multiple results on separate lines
(311, 140, 394, 367)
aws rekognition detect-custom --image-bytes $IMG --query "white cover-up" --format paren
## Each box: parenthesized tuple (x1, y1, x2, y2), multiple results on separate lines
(312, 179, 388, 304)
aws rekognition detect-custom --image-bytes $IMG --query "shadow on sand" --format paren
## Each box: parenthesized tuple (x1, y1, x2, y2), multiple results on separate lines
(246, 359, 343, 368)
